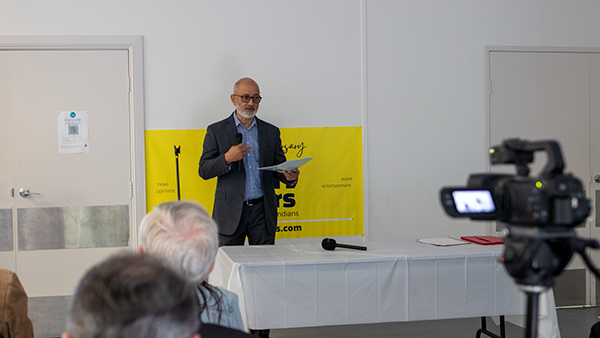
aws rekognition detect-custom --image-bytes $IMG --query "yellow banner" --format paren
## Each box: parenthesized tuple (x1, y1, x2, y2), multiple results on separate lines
(145, 126, 363, 238)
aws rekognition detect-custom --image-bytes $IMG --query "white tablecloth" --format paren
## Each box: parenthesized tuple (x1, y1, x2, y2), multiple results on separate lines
(209, 241, 559, 338)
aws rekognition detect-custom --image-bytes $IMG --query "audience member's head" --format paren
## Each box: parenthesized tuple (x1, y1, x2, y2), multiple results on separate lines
(62, 252, 200, 338)
(138, 200, 219, 285)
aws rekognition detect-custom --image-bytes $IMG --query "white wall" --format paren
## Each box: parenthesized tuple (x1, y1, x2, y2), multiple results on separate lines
(365, 1, 600, 240)
(3, 0, 600, 241)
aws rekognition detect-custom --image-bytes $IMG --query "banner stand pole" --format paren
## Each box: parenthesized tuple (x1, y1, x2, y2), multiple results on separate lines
(174, 145, 181, 201)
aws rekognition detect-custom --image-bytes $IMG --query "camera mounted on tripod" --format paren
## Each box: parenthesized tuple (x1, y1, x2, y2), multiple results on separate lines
(440, 139, 589, 227)
(440, 139, 600, 338)
(440, 138, 600, 289)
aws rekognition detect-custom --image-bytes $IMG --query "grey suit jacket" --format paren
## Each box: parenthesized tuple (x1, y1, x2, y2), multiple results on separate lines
(199, 112, 295, 235)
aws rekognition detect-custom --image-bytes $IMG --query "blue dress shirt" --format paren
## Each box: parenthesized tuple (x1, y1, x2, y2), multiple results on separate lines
(234, 112, 263, 200)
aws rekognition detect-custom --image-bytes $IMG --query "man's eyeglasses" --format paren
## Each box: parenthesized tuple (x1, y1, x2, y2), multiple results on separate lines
(233, 94, 262, 103)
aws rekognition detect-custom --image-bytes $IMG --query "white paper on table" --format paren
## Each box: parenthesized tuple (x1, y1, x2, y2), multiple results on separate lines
(416, 237, 471, 247)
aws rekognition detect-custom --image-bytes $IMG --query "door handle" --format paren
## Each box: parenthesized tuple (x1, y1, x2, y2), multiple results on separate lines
(19, 188, 41, 197)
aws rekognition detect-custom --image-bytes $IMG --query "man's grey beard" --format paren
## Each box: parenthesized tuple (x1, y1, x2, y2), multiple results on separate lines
(237, 107, 257, 119)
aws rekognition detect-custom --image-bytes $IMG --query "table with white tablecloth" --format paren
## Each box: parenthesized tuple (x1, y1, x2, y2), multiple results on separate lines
(209, 241, 559, 338)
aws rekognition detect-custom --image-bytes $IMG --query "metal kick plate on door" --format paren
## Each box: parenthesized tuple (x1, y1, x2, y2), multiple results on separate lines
(0, 209, 13, 251)
(17, 205, 129, 250)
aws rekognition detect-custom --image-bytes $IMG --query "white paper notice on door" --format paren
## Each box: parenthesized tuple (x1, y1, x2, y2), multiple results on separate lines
(58, 111, 89, 154)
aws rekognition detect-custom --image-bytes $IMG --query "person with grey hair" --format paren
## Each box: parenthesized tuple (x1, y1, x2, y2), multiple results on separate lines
(199, 77, 299, 247)
(61, 252, 200, 338)
(138, 201, 244, 331)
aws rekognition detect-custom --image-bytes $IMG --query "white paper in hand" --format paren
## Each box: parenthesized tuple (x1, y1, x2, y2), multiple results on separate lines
(259, 157, 312, 172)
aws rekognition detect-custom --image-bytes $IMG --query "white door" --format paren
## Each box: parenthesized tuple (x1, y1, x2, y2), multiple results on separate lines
(488, 50, 595, 305)
(0, 51, 15, 272)
(0, 49, 136, 334)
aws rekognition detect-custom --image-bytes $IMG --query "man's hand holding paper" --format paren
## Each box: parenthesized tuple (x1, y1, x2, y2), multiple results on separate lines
(283, 168, 299, 181)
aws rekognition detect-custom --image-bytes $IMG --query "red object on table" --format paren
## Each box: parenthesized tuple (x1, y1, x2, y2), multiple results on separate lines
(460, 236, 503, 245)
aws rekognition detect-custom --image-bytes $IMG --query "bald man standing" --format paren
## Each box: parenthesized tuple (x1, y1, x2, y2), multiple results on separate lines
(199, 77, 299, 247)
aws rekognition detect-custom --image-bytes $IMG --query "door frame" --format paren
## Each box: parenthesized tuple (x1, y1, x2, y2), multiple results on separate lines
(0, 36, 146, 249)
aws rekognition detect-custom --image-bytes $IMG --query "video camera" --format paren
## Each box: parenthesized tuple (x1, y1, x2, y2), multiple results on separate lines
(440, 139, 590, 227)
(440, 139, 600, 338)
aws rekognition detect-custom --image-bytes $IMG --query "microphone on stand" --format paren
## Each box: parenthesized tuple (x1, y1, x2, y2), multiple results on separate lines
(235, 133, 243, 171)
(322, 238, 367, 251)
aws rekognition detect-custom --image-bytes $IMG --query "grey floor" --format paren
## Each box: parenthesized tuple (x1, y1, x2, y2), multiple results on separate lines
(270, 307, 600, 338)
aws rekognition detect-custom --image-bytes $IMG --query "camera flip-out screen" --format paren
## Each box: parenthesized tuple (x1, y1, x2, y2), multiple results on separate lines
(440, 187, 499, 219)
(452, 190, 496, 214)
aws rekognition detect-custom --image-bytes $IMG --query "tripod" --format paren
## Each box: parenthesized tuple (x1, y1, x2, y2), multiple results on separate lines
(503, 226, 600, 338)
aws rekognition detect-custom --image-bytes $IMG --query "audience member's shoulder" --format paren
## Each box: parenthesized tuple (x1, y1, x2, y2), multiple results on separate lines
(0, 269, 12, 297)
(216, 285, 239, 300)
(200, 323, 252, 338)
(0, 267, 13, 277)
(0, 268, 18, 285)
(0, 268, 12, 278)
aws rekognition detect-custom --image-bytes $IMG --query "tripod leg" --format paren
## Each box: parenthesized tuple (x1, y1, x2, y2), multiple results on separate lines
(476, 317, 505, 338)
(525, 291, 540, 338)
